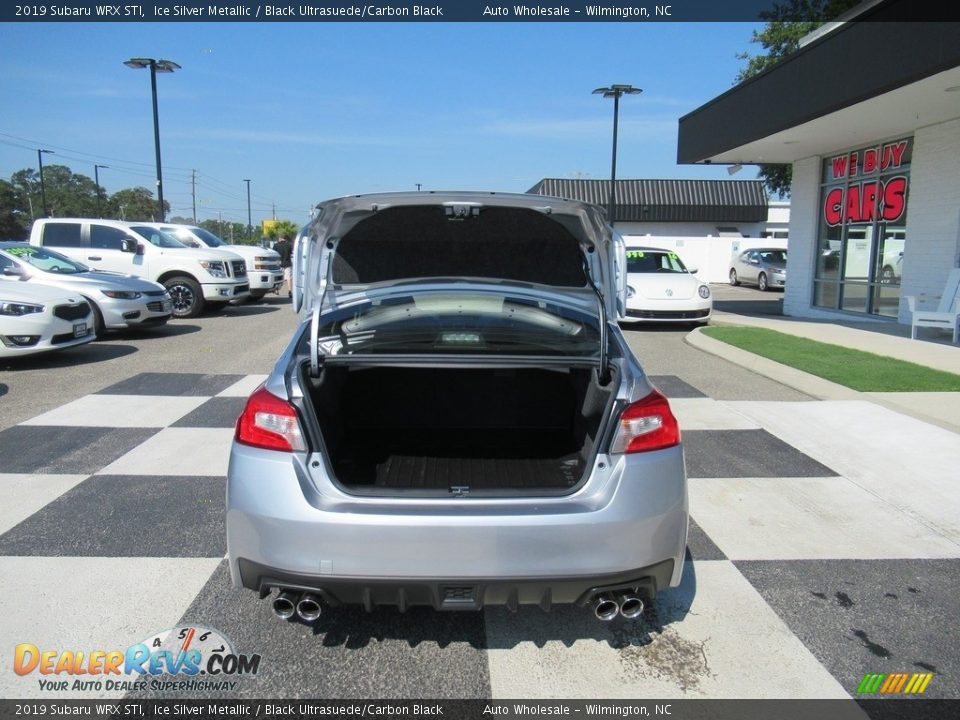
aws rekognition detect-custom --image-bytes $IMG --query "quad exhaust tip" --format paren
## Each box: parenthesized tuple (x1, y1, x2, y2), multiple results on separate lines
(593, 594, 620, 622)
(618, 593, 645, 620)
(296, 594, 323, 622)
(272, 590, 298, 620)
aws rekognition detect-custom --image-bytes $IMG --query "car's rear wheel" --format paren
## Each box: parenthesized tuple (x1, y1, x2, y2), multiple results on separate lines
(163, 276, 205, 318)
(758, 272, 768, 291)
(729, 269, 739, 286)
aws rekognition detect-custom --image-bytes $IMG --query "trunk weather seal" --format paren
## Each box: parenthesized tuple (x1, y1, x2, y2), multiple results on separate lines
(582, 250, 609, 384)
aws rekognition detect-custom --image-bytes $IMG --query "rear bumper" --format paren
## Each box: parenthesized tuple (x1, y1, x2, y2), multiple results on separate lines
(226, 443, 688, 607)
(236, 557, 675, 611)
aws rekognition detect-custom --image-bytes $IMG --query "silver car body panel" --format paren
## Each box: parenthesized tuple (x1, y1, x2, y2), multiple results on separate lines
(229, 192, 687, 609)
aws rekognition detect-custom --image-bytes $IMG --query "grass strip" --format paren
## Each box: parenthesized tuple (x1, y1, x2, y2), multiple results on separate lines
(701, 326, 960, 392)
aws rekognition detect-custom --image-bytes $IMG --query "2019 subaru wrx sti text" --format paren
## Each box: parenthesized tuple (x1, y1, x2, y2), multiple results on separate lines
(227, 192, 688, 623)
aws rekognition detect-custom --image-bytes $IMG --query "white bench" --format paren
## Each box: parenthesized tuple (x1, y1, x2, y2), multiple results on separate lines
(905, 268, 960, 344)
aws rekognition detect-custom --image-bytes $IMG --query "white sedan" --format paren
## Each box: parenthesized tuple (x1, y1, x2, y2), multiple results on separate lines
(0, 281, 95, 358)
(620, 247, 712, 325)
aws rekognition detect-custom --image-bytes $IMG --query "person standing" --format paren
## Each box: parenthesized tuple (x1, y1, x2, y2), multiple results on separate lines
(275, 235, 293, 298)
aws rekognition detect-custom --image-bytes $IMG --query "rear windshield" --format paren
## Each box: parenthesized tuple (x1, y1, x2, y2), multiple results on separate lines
(307, 292, 600, 358)
(626, 250, 687, 274)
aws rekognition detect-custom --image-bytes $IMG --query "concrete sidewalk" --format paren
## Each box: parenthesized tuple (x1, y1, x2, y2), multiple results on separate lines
(687, 308, 960, 434)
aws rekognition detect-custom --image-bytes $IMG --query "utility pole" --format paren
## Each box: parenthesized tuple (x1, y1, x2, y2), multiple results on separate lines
(191, 169, 197, 223)
(243, 178, 252, 241)
(94, 164, 109, 218)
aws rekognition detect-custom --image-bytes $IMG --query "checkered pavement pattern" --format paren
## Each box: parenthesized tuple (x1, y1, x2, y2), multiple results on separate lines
(1, 373, 958, 700)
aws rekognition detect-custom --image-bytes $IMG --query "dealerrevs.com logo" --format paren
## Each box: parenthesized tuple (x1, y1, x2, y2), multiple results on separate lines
(14, 625, 261, 693)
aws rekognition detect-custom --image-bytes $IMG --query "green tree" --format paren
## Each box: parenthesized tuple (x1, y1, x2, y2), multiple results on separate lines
(0, 179, 29, 239)
(109, 187, 169, 222)
(735, 0, 860, 197)
(264, 219, 300, 242)
(10, 165, 101, 218)
(199, 218, 248, 243)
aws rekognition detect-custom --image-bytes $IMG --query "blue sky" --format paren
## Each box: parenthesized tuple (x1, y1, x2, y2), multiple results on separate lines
(0, 21, 760, 225)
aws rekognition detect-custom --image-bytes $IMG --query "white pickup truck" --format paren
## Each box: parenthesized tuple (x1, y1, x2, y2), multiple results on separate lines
(29, 218, 249, 318)
(140, 223, 283, 301)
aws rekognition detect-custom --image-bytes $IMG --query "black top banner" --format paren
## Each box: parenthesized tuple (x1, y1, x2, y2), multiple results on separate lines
(3, 0, 958, 23)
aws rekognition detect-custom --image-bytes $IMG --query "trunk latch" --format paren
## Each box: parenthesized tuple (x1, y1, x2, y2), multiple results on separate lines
(449, 485, 470, 497)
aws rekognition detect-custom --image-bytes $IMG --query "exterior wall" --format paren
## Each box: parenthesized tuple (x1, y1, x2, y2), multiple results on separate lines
(782, 157, 832, 318)
(615, 220, 766, 237)
(897, 118, 960, 323)
(621, 235, 787, 284)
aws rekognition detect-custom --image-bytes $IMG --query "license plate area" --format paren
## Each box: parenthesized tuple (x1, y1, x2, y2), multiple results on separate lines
(73, 322, 87, 338)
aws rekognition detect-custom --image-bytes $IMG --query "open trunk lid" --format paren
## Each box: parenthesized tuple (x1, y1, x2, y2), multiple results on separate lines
(293, 191, 625, 379)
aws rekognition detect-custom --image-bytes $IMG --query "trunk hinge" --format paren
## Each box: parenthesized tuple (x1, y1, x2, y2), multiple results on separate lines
(309, 238, 339, 378)
(582, 249, 610, 385)
(309, 302, 323, 378)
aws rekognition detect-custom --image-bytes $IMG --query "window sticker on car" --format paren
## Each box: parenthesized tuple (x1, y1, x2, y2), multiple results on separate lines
(4, 247, 34, 257)
(668, 252, 679, 260)
(626, 251, 646, 259)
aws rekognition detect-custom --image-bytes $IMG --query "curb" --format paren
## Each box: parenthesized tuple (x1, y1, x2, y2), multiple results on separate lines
(685, 327, 960, 434)
(684, 327, 860, 400)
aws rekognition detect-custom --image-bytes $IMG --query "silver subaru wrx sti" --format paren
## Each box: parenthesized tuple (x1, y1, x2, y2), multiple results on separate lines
(227, 192, 688, 622)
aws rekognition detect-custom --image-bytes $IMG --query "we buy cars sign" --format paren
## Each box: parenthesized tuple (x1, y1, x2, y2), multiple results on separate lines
(823, 139, 909, 227)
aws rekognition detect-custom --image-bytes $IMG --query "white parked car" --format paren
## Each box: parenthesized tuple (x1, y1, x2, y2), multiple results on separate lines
(0, 243, 172, 336)
(141, 223, 283, 301)
(30, 218, 250, 318)
(0, 281, 94, 358)
(620, 247, 712, 325)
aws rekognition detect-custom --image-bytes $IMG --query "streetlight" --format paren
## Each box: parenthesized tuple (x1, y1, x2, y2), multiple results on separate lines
(592, 84, 642, 226)
(244, 179, 252, 241)
(37, 149, 54, 217)
(124, 57, 180, 221)
(94, 164, 109, 218)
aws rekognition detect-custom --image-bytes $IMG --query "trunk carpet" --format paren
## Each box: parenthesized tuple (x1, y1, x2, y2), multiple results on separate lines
(333, 429, 583, 490)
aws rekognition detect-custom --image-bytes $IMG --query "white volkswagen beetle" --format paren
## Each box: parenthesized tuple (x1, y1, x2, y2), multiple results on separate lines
(620, 247, 712, 325)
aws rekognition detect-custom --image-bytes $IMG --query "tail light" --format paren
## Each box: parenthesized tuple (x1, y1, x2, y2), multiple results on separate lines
(235, 385, 306, 452)
(610, 389, 680, 454)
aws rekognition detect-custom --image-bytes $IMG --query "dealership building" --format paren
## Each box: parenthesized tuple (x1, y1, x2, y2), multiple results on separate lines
(677, 1, 960, 324)
(528, 178, 789, 283)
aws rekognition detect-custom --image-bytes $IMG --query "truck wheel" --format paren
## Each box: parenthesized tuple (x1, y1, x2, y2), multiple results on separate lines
(164, 276, 205, 318)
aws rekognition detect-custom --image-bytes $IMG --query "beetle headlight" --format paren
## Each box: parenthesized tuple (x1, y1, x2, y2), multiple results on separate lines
(698, 285, 711, 299)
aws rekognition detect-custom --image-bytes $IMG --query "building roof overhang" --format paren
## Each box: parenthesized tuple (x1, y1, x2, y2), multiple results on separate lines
(677, 5, 960, 165)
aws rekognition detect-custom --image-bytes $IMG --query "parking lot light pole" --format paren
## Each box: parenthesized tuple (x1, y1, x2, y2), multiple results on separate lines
(124, 57, 180, 222)
(94, 164, 109, 218)
(592, 84, 642, 227)
(244, 179, 252, 241)
(37, 149, 54, 217)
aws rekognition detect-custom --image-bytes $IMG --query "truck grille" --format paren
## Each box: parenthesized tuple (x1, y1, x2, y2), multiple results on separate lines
(231, 260, 247, 278)
(53, 302, 90, 322)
